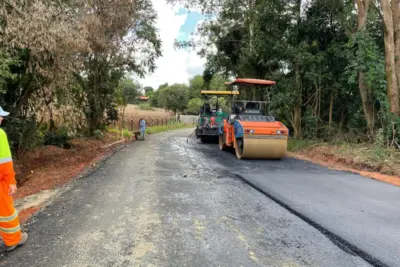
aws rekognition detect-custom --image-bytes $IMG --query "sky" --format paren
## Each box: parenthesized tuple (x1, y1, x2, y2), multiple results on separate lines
(136, 0, 207, 89)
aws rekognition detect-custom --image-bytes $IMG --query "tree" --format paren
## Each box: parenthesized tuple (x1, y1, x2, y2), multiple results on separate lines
(354, 0, 377, 138)
(114, 82, 128, 136)
(76, 0, 162, 133)
(185, 98, 203, 115)
(167, 0, 397, 144)
(150, 83, 168, 107)
(157, 84, 189, 113)
(380, 0, 399, 114)
(188, 75, 205, 99)
(144, 86, 154, 97)
(120, 77, 140, 104)
(1, 0, 88, 115)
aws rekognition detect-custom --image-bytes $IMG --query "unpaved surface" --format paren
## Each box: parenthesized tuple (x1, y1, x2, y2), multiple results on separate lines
(1, 129, 373, 266)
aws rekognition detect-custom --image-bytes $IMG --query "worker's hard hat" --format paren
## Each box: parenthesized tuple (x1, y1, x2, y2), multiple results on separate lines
(0, 107, 10, 117)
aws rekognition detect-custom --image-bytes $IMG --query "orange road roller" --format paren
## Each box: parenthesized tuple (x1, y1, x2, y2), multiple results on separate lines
(218, 78, 289, 159)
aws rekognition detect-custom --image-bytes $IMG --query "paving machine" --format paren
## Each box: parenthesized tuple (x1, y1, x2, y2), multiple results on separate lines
(195, 90, 239, 142)
(218, 78, 289, 159)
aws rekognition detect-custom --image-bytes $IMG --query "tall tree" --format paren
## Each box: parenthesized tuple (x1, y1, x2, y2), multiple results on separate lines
(77, 0, 162, 132)
(381, 0, 399, 114)
(355, 0, 377, 138)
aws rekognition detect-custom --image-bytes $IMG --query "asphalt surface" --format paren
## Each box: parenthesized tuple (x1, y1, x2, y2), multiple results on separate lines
(0, 128, 390, 266)
(201, 132, 400, 267)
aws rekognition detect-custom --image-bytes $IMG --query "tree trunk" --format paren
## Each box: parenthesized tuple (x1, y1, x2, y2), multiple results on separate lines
(356, 0, 370, 28)
(359, 73, 376, 138)
(381, 0, 399, 114)
(356, 0, 376, 138)
(382, 1, 399, 114)
(329, 91, 333, 128)
(293, 103, 302, 139)
(248, 0, 255, 52)
(293, 65, 302, 139)
(339, 107, 345, 134)
(392, 0, 400, 114)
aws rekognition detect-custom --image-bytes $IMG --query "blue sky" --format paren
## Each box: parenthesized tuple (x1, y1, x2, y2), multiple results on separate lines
(176, 8, 206, 42)
(137, 1, 207, 89)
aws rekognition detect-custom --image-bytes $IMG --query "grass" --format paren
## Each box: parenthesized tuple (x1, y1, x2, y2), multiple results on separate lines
(137, 103, 154, 111)
(287, 138, 318, 151)
(330, 143, 399, 167)
(288, 138, 400, 176)
(104, 127, 133, 139)
(146, 122, 194, 134)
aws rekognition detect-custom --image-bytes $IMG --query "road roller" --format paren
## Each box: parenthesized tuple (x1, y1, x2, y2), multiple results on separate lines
(195, 90, 239, 142)
(218, 78, 289, 159)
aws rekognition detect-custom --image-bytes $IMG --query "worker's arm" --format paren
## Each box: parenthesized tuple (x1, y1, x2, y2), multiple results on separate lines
(0, 162, 17, 185)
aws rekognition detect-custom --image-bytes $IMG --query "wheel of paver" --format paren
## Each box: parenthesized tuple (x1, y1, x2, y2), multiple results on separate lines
(219, 134, 228, 150)
(235, 138, 244, 159)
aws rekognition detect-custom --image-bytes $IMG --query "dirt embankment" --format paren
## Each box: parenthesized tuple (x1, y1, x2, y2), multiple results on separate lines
(13, 133, 133, 224)
(14, 133, 130, 199)
(289, 144, 400, 187)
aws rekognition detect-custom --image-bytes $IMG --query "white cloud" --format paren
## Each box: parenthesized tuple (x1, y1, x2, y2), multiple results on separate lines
(136, 0, 206, 89)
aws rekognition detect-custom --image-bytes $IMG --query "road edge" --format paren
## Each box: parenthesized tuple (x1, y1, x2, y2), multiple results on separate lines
(287, 152, 400, 188)
(233, 173, 389, 267)
(17, 127, 195, 226)
(17, 140, 131, 227)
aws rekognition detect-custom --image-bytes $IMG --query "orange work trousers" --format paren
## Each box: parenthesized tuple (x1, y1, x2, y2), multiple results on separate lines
(0, 161, 21, 246)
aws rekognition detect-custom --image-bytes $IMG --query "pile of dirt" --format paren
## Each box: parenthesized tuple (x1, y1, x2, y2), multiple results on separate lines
(13, 133, 132, 200)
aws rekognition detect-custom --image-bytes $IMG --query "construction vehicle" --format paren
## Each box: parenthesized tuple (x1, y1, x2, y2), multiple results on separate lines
(218, 78, 289, 159)
(195, 90, 239, 142)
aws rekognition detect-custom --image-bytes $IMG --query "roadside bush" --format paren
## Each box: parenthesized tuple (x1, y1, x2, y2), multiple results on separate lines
(44, 127, 70, 148)
(122, 128, 132, 138)
(106, 105, 119, 123)
(93, 129, 104, 140)
(2, 116, 44, 155)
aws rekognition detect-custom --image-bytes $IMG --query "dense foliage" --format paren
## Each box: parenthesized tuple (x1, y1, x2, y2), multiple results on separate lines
(0, 0, 161, 153)
(167, 0, 400, 148)
(2, 0, 400, 155)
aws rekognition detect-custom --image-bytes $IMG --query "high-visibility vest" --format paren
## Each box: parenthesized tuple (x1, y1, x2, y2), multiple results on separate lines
(0, 128, 12, 164)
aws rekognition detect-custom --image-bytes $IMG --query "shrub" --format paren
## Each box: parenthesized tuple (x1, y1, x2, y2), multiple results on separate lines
(44, 127, 70, 148)
(2, 116, 44, 154)
(93, 129, 104, 140)
(122, 128, 132, 138)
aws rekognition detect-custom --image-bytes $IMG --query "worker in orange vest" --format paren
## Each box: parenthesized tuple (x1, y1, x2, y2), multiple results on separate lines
(0, 107, 28, 251)
(210, 116, 216, 126)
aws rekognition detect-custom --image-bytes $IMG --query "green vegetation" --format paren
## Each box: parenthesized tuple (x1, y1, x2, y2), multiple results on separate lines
(146, 122, 194, 134)
(288, 138, 400, 175)
(165, 0, 400, 156)
(122, 128, 133, 138)
(137, 103, 155, 111)
(287, 139, 318, 152)
(0, 0, 161, 155)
